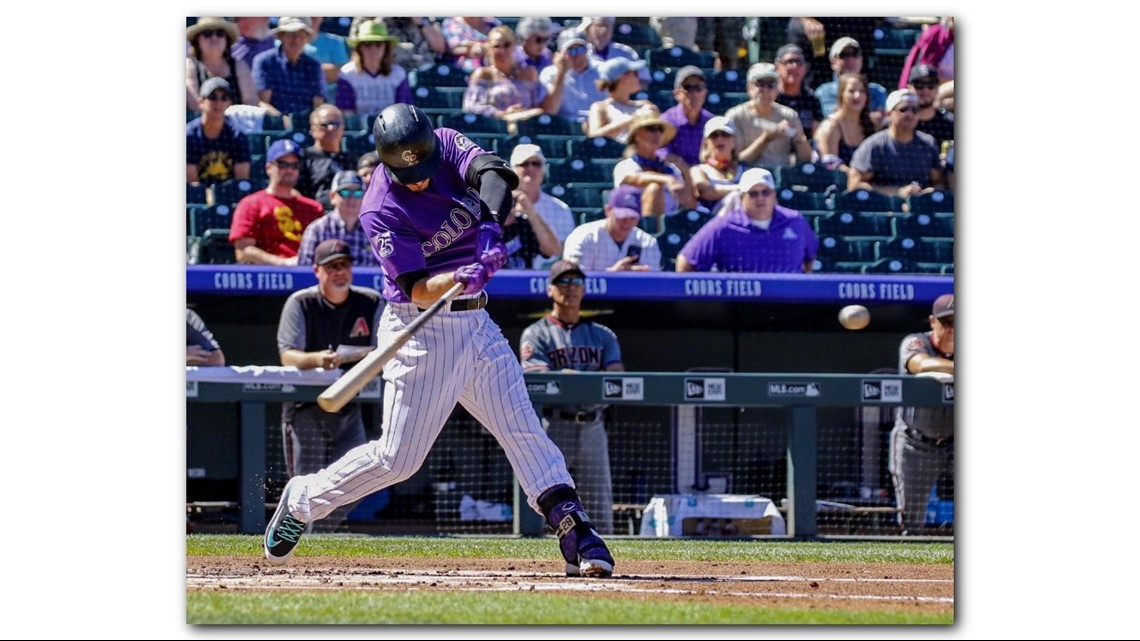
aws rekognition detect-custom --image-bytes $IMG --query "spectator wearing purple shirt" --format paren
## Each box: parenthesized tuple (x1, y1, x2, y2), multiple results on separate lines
(515, 17, 555, 73)
(660, 66, 714, 167)
(231, 17, 275, 69)
(252, 17, 325, 116)
(676, 168, 818, 273)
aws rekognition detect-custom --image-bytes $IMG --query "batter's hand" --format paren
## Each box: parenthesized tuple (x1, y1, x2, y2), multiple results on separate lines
(453, 263, 488, 295)
(475, 222, 508, 274)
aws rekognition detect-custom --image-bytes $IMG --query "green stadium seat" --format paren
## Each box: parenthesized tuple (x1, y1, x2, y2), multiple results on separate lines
(570, 136, 627, 161)
(249, 154, 267, 181)
(879, 236, 954, 264)
(342, 112, 371, 132)
(817, 235, 883, 263)
(499, 134, 569, 161)
(549, 158, 612, 185)
(613, 20, 661, 50)
(702, 91, 733, 115)
(259, 113, 288, 132)
(647, 46, 715, 70)
(411, 63, 470, 88)
(833, 189, 899, 213)
(707, 69, 746, 93)
(871, 26, 919, 55)
(778, 163, 844, 193)
(894, 212, 954, 239)
(340, 131, 376, 163)
(320, 17, 354, 37)
(186, 204, 206, 236)
(516, 114, 583, 137)
(777, 188, 827, 212)
(862, 257, 914, 274)
(546, 183, 607, 209)
(907, 189, 954, 214)
(665, 208, 714, 235)
(440, 112, 510, 135)
(269, 130, 314, 149)
(197, 228, 238, 264)
(817, 211, 894, 237)
(413, 86, 466, 113)
(190, 204, 236, 237)
(211, 178, 265, 209)
(284, 110, 313, 132)
(647, 67, 678, 92)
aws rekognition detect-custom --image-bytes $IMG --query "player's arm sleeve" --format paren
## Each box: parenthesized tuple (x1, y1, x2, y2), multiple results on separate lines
(465, 153, 520, 224)
(601, 326, 623, 369)
(277, 294, 307, 355)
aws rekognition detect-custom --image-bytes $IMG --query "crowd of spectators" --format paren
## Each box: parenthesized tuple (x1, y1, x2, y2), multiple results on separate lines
(187, 16, 955, 274)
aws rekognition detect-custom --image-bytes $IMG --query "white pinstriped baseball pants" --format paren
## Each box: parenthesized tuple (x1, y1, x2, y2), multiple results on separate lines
(283, 299, 575, 523)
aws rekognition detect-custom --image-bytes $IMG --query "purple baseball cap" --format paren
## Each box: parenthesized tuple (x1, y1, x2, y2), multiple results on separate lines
(267, 139, 302, 163)
(932, 293, 954, 319)
(607, 184, 642, 219)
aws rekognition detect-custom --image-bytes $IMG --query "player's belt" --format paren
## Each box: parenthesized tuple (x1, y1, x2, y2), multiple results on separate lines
(905, 427, 953, 446)
(546, 409, 601, 423)
(418, 291, 488, 312)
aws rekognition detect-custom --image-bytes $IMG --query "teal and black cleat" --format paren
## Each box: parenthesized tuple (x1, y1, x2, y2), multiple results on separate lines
(264, 479, 307, 566)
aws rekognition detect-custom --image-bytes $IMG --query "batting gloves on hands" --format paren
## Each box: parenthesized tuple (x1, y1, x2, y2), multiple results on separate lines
(475, 222, 508, 275)
(453, 263, 488, 295)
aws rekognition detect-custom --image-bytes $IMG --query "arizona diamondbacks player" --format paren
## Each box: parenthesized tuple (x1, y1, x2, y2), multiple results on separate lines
(889, 293, 954, 535)
(264, 103, 614, 577)
(520, 260, 625, 534)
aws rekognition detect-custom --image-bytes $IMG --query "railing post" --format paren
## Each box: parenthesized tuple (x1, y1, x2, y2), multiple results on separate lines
(239, 402, 267, 534)
(786, 405, 818, 539)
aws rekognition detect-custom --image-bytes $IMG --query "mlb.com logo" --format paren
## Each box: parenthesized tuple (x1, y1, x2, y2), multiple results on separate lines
(862, 379, 903, 402)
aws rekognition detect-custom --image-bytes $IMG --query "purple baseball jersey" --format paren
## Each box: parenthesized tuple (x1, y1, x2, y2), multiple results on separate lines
(359, 127, 487, 303)
(679, 204, 818, 273)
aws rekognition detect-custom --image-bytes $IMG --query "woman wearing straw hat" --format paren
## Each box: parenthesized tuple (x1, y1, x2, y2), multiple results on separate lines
(336, 20, 414, 115)
(612, 111, 696, 217)
(186, 17, 257, 111)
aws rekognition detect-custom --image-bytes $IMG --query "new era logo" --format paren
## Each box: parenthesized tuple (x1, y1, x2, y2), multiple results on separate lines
(603, 379, 623, 399)
(862, 379, 902, 402)
(685, 380, 705, 399)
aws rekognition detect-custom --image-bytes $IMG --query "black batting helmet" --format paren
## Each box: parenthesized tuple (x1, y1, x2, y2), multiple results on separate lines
(373, 103, 441, 184)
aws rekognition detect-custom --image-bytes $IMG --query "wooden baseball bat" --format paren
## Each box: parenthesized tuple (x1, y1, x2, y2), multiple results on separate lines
(317, 281, 466, 413)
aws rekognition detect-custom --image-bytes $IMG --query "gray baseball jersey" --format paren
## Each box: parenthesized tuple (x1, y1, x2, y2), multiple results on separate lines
(895, 331, 954, 440)
(521, 315, 623, 412)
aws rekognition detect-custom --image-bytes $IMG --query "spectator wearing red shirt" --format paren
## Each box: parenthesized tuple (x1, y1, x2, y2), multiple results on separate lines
(229, 139, 324, 265)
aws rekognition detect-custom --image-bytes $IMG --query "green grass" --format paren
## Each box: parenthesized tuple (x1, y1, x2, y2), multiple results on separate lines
(187, 534, 954, 565)
(187, 591, 951, 625)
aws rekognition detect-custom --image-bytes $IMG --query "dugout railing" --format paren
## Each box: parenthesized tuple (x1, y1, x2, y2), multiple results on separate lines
(187, 368, 950, 538)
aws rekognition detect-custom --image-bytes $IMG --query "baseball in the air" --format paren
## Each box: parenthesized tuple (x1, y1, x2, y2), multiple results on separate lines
(839, 305, 871, 330)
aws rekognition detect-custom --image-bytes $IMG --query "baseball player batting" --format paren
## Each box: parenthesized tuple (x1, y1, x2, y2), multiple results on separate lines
(264, 103, 615, 578)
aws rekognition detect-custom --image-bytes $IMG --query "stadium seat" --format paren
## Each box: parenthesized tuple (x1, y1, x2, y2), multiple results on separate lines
(638, 215, 665, 236)
(861, 257, 914, 274)
(800, 210, 828, 233)
(650, 89, 676, 113)
(718, 92, 749, 111)
(664, 208, 715, 236)
(340, 131, 376, 163)
(499, 134, 569, 161)
(879, 236, 954, 264)
(249, 154, 267, 181)
(613, 20, 661, 50)
(187, 182, 209, 206)
(259, 113, 288, 132)
(186, 204, 206, 236)
(817, 235, 883, 263)
(702, 92, 732, 115)
(546, 183, 607, 209)
(647, 67, 678, 92)
(196, 228, 238, 264)
(894, 212, 954, 239)
(440, 112, 509, 135)
(342, 112, 371, 132)
(647, 46, 715, 69)
(816, 210, 894, 237)
(907, 189, 954, 214)
(833, 189, 898, 213)
(549, 158, 612, 185)
(413, 86, 466, 114)
(411, 63, 470, 88)
(211, 178, 265, 209)
(515, 113, 583, 137)
(871, 26, 919, 55)
(707, 69, 746, 93)
(831, 260, 874, 274)
(570, 136, 627, 160)
(268, 130, 314, 150)
(778, 163, 844, 193)
(777, 188, 828, 212)
(247, 134, 269, 156)
(190, 204, 236, 237)
(284, 110, 313, 132)
(320, 17, 354, 37)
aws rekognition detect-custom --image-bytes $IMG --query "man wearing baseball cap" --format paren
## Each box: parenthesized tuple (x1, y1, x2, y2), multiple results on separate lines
(676, 167, 818, 273)
(540, 31, 605, 121)
(813, 36, 887, 119)
(848, 89, 944, 198)
(661, 65, 714, 166)
(251, 17, 325, 115)
(229, 138, 324, 264)
(562, 184, 663, 271)
(889, 292, 954, 536)
(907, 64, 954, 151)
(773, 44, 824, 139)
(508, 143, 576, 270)
(520, 258, 626, 535)
(297, 170, 379, 267)
(278, 237, 384, 531)
(186, 77, 251, 185)
(725, 63, 812, 168)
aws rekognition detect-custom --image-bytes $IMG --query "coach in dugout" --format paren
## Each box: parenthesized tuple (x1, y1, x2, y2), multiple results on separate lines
(277, 238, 383, 531)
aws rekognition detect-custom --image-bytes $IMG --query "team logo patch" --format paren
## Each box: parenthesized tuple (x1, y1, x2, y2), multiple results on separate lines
(906, 336, 926, 352)
(768, 382, 821, 397)
(400, 150, 419, 166)
(453, 132, 475, 151)
(350, 317, 371, 338)
(521, 343, 534, 360)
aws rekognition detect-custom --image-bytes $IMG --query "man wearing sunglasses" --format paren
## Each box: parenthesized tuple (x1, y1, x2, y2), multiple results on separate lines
(297, 171, 379, 267)
(814, 37, 887, 121)
(297, 104, 350, 210)
(520, 260, 625, 535)
(726, 63, 812, 169)
(540, 32, 605, 122)
(186, 77, 250, 185)
(230, 138, 324, 265)
(278, 238, 383, 532)
(889, 293, 955, 536)
(848, 90, 944, 198)
(676, 168, 817, 273)
(907, 64, 954, 152)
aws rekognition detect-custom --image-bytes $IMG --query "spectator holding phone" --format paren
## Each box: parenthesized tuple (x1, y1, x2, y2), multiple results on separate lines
(562, 185, 662, 271)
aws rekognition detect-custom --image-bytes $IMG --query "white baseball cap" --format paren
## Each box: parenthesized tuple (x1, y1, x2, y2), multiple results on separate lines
(737, 168, 775, 192)
(703, 116, 735, 139)
(509, 143, 545, 166)
(886, 89, 919, 113)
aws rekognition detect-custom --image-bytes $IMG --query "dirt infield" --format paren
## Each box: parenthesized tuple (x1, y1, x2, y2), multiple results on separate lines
(187, 556, 953, 615)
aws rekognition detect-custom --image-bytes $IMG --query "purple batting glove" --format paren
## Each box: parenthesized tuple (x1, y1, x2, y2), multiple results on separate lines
(475, 222, 508, 275)
(453, 263, 488, 295)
